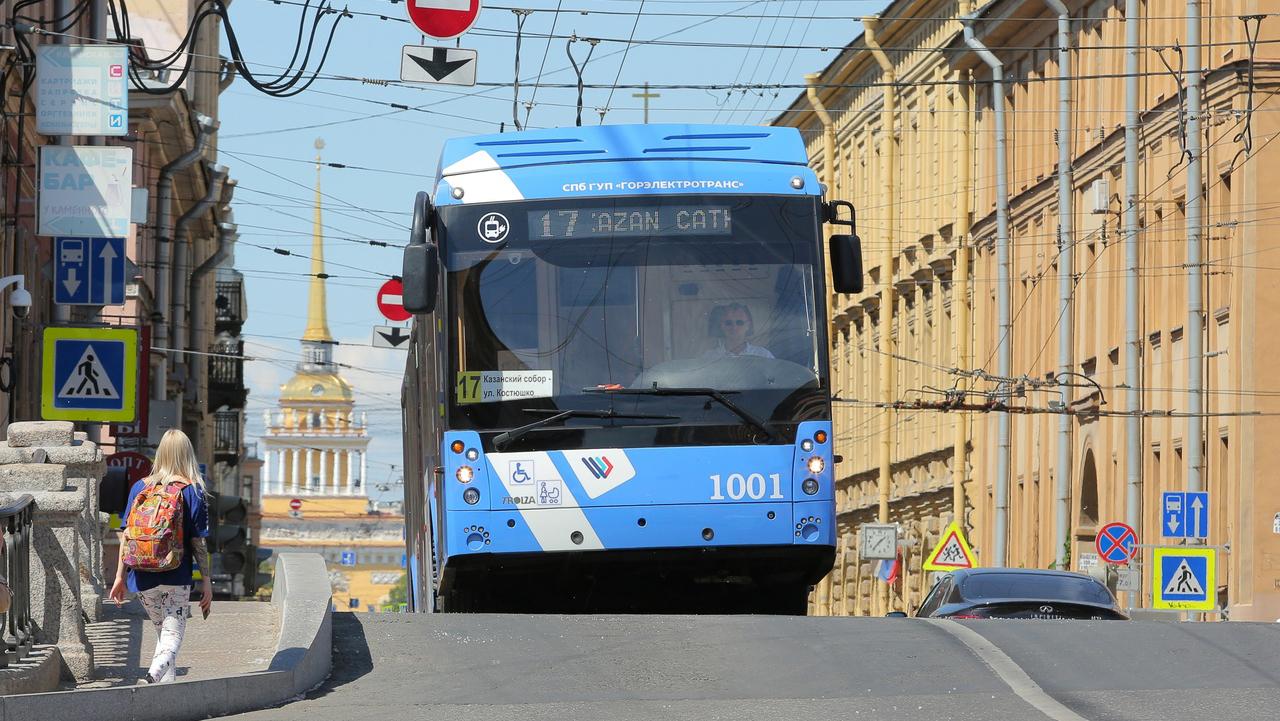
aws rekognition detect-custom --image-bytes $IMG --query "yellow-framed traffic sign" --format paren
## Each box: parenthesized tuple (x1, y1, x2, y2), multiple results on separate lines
(1150, 546, 1216, 611)
(922, 521, 978, 572)
(41, 325, 138, 422)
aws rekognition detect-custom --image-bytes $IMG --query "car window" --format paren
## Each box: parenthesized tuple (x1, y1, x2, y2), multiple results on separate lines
(916, 575, 951, 616)
(957, 573, 1115, 605)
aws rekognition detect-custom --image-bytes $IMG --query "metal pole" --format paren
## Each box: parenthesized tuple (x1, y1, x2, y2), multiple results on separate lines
(1123, 0, 1144, 544)
(864, 15, 897, 608)
(52, 0, 74, 325)
(1044, 0, 1075, 570)
(1185, 0, 1204, 498)
(953, 69, 972, 528)
(963, 16, 1012, 567)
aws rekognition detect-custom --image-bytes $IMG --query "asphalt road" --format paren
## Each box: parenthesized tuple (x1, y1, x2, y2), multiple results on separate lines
(226, 613, 1280, 721)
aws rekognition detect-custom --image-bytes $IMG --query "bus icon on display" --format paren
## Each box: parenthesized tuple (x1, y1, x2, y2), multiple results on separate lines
(478, 212, 509, 243)
(399, 124, 864, 614)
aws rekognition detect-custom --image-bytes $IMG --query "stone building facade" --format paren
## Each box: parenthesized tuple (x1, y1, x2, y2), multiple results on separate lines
(775, 0, 1280, 621)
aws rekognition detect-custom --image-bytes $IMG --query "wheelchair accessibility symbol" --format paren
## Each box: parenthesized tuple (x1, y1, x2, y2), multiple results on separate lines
(509, 460, 534, 484)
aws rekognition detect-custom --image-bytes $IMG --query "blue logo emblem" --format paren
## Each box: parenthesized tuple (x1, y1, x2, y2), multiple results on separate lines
(581, 456, 614, 479)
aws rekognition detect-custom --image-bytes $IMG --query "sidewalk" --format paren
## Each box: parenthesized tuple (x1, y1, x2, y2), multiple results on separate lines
(77, 598, 280, 688)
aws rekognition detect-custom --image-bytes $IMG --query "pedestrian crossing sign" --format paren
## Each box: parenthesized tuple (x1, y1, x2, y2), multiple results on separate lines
(41, 326, 138, 422)
(922, 521, 978, 572)
(1151, 546, 1216, 611)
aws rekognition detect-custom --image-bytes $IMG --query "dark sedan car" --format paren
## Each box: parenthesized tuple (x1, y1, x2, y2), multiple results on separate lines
(912, 568, 1128, 620)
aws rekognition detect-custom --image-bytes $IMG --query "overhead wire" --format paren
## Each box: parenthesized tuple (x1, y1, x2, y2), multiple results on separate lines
(600, 0, 646, 122)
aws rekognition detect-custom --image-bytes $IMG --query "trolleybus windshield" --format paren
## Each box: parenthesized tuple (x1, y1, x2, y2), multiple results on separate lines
(441, 195, 828, 446)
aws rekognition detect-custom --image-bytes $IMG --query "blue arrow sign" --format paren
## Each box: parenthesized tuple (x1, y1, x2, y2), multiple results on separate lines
(340, 550, 357, 567)
(1162, 492, 1185, 537)
(1162, 491, 1211, 539)
(1186, 492, 1210, 539)
(54, 237, 125, 306)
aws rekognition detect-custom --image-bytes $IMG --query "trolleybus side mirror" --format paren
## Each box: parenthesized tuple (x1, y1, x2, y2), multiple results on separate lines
(829, 234, 863, 294)
(403, 191, 439, 314)
(825, 200, 864, 294)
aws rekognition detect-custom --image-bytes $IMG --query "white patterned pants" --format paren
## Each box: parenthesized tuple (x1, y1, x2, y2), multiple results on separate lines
(137, 585, 190, 683)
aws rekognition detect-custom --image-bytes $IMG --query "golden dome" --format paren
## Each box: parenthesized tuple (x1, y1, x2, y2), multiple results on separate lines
(280, 372, 353, 402)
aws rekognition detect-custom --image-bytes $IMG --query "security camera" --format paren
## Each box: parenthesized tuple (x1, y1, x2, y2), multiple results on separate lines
(10, 287, 31, 319)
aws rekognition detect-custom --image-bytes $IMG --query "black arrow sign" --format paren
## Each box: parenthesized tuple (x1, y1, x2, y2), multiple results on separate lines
(408, 48, 472, 81)
(377, 327, 410, 348)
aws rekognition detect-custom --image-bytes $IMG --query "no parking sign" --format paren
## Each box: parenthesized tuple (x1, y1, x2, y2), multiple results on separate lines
(1095, 522, 1138, 565)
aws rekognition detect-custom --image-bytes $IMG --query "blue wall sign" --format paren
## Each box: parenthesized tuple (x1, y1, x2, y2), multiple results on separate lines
(1162, 491, 1210, 539)
(55, 236, 126, 305)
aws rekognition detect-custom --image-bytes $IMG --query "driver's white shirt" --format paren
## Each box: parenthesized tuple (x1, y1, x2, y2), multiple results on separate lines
(701, 341, 775, 359)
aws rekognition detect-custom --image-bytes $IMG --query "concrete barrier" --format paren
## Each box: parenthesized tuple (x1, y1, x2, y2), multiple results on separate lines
(0, 646, 61, 697)
(0, 553, 332, 720)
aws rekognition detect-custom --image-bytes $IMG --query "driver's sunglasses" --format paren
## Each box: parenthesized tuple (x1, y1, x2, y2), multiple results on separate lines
(722, 319, 747, 327)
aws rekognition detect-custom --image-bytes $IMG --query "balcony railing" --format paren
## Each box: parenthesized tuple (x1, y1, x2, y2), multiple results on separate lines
(208, 340, 248, 409)
(214, 409, 242, 466)
(214, 278, 246, 334)
(1, 495, 35, 668)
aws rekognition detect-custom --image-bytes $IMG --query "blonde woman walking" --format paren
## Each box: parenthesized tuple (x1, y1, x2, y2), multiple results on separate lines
(109, 429, 212, 683)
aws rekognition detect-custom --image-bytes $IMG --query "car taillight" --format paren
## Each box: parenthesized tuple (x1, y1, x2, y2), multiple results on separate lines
(946, 609, 991, 619)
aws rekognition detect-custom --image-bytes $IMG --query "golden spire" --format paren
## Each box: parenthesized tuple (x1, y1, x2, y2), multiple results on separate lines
(303, 137, 333, 343)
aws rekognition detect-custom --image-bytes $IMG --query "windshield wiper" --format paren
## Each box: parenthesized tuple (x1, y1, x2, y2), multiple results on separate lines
(493, 408, 679, 450)
(585, 385, 784, 443)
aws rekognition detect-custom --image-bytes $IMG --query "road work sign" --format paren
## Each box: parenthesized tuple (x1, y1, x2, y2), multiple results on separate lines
(922, 522, 977, 572)
(41, 326, 138, 422)
(1151, 547, 1215, 611)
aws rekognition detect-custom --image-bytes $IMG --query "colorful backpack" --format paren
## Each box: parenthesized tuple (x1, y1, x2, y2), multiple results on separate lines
(123, 479, 190, 572)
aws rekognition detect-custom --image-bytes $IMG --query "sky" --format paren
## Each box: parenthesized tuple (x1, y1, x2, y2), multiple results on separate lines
(217, 0, 889, 501)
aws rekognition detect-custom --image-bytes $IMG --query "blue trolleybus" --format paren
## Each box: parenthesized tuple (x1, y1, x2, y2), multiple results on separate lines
(400, 124, 862, 613)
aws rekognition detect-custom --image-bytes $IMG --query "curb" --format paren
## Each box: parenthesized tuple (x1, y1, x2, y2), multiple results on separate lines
(0, 553, 332, 721)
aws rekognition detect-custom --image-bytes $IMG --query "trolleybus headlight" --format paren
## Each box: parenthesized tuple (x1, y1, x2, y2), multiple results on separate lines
(450, 440, 465, 454)
(465, 448, 480, 461)
(455, 465, 475, 483)
(800, 439, 814, 452)
(814, 430, 828, 444)
(802, 478, 820, 496)
(806, 456, 825, 475)
(463, 487, 481, 505)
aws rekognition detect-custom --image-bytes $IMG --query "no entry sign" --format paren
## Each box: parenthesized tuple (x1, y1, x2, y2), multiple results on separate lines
(289, 498, 303, 511)
(377, 278, 412, 322)
(1095, 521, 1139, 565)
(406, 0, 483, 40)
